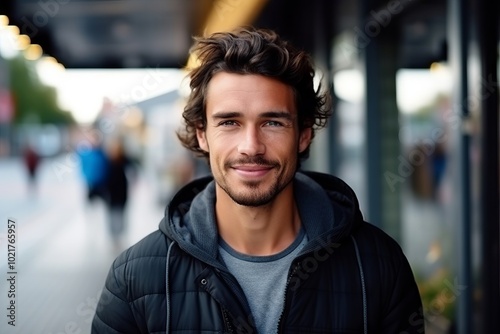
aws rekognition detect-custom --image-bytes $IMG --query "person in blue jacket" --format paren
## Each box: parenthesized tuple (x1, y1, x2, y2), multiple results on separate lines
(77, 133, 109, 203)
(92, 27, 424, 333)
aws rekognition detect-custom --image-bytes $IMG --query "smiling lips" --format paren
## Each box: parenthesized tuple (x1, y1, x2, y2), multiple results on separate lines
(232, 164, 274, 178)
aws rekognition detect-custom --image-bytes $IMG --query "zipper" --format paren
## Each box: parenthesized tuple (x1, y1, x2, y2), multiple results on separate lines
(215, 268, 255, 333)
(276, 261, 301, 333)
(217, 269, 253, 315)
(222, 307, 234, 333)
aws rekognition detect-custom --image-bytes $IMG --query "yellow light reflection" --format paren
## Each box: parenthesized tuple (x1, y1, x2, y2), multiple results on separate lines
(185, 0, 268, 70)
(40, 56, 65, 71)
(203, 0, 268, 36)
(16, 34, 31, 50)
(6, 25, 20, 36)
(0, 15, 9, 27)
(25, 44, 43, 60)
(41, 56, 58, 64)
(430, 62, 445, 73)
(54, 62, 65, 71)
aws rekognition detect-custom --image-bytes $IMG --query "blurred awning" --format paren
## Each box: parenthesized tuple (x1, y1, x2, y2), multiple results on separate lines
(1, 0, 449, 69)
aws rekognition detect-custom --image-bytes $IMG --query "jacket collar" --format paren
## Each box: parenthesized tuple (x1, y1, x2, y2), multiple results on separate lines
(160, 171, 363, 263)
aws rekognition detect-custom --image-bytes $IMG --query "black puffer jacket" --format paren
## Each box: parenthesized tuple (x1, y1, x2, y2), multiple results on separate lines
(92, 171, 424, 333)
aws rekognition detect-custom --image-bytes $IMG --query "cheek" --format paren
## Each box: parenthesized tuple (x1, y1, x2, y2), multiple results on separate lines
(205, 140, 226, 163)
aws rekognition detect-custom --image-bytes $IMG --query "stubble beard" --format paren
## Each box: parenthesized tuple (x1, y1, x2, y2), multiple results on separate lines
(217, 157, 296, 207)
(223, 177, 284, 207)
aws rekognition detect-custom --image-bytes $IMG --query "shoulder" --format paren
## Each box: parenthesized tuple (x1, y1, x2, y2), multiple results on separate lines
(106, 229, 204, 302)
(352, 221, 405, 257)
(113, 230, 169, 269)
(350, 221, 416, 281)
(109, 230, 170, 297)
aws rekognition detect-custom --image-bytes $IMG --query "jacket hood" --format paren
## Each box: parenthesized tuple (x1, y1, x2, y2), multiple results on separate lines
(159, 171, 364, 266)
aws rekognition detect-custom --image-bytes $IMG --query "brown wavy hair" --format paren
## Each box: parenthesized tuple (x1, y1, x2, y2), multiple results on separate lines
(177, 27, 332, 161)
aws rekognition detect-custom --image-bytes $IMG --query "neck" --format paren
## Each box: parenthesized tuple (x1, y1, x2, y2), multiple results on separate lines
(215, 184, 301, 256)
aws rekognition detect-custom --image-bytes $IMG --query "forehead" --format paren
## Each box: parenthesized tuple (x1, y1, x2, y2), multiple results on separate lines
(206, 72, 296, 114)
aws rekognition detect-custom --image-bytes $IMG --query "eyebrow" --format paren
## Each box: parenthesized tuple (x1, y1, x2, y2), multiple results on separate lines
(211, 111, 294, 121)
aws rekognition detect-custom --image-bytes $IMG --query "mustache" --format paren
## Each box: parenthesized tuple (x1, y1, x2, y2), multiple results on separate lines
(225, 156, 279, 168)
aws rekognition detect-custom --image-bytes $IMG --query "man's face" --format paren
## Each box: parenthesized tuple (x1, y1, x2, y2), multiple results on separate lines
(196, 72, 312, 207)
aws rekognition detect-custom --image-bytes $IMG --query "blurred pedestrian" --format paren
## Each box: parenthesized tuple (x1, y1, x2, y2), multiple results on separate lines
(431, 142, 447, 200)
(104, 138, 137, 250)
(77, 132, 109, 204)
(22, 143, 40, 193)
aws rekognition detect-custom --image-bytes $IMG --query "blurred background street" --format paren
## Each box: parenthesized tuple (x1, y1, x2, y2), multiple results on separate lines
(0, 154, 163, 333)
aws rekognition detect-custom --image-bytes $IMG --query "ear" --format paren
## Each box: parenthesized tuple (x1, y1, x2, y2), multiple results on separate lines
(196, 127, 209, 152)
(298, 127, 312, 154)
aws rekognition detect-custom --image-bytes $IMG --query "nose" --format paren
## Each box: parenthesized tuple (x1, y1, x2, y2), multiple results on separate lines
(237, 126, 265, 156)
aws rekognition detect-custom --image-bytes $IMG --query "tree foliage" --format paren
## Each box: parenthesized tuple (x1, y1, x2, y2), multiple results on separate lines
(8, 55, 74, 124)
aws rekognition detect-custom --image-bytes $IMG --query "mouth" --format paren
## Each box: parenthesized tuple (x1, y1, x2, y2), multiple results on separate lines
(231, 164, 274, 178)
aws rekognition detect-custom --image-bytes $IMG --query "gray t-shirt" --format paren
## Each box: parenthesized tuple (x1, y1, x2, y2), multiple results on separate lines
(219, 229, 307, 334)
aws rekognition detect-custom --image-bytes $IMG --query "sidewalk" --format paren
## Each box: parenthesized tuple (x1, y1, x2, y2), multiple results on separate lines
(0, 155, 165, 333)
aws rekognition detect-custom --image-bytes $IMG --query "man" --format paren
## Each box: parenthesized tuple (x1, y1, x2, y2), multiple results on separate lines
(92, 27, 424, 333)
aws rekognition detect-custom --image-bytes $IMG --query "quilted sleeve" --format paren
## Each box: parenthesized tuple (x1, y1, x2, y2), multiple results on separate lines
(380, 248, 425, 334)
(91, 256, 141, 334)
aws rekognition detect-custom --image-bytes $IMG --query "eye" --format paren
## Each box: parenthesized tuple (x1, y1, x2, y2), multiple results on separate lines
(265, 120, 284, 127)
(218, 120, 238, 126)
